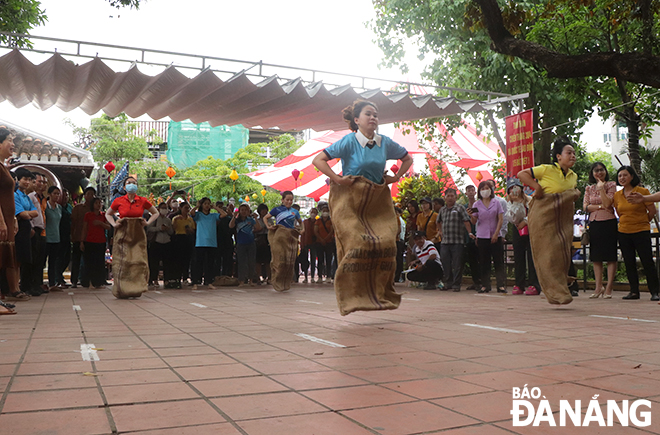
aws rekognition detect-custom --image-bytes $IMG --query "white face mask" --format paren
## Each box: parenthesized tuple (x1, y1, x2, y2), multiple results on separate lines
(159, 209, 167, 216)
(480, 190, 491, 199)
(511, 186, 521, 196)
(322, 212, 330, 218)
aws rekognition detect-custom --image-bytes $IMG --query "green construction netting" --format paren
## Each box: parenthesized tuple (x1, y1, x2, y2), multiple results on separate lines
(166, 121, 249, 168)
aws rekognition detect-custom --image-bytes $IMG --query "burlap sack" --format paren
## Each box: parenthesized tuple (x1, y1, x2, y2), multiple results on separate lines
(528, 189, 579, 305)
(268, 225, 300, 292)
(111, 218, 149, 299)
(329, 176, 401, 315)
(213, 275, 240, 287)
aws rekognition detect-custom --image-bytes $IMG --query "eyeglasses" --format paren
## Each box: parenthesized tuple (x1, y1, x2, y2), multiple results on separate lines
(593, 168, 606, 172)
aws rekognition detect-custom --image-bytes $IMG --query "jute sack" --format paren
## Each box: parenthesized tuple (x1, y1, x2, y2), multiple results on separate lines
(111, 218, 149, 299)
(213, 275, 240, 287)
(268, 225, 300, 292)
(528, 189, 579, 305)
(329, 176, 401, 315)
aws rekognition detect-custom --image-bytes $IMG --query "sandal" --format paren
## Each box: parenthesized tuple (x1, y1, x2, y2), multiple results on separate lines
(5, 292, 30, 301)
(0, 305, 16, 315)
(497, 287, 508, 294)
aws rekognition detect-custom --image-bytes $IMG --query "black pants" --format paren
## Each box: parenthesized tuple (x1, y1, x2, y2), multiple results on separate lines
(71, 241, 88, 286)
(512, 230, 539, 289)
(395, 240, 405, 282)
(58, 241, 71, 284)
(407, 260, 443, 283)
(172, 234, 194, 282)
(83, 242, 106, 287)
(216, 242, 234, 277)
(21, 232, 46, 293)
(477, 237, 506, 290)
(317, 243, 335, 279)
(148, 241, 175, 283)
(45, 242, 61, 287)
(464, 240, 481, 287)
(299, 244, 317, 279)
(618, 231, 660, 295)
(194, 247, 217, 285)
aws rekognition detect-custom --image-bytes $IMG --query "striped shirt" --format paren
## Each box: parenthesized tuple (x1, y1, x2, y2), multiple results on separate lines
(414, 240, 442, 266)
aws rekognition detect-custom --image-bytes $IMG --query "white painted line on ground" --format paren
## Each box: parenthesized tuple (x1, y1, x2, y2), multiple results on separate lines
(80, 344, 100, 361)
(296, 300, 322, 305)
(402, 297, 420, 301)
(462, 323, 527, 334)
(190, 302, 207, 308)
(474, 294, 506, 298)
(72, 305, 81, 311)
(154, 291, 163, 294)
(233, 289, 246, 293)
(295, 333, 346, 348)
(192, 290, 206, 293)
(589, 315, 657, 323)
(68, 292, 74, 295)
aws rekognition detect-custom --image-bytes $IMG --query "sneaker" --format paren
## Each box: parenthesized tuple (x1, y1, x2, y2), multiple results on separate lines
(524, 286, 540, 296)
(512, 286, 524, 295)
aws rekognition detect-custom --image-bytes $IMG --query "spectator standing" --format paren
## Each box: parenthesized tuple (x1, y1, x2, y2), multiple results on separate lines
(13, 168, 37, 299)
(70, 187, 96, 288)
(147, 202, 174, 288)
(80, 198, 110, 288)
(216, 205, 235, 278)
(314, 204, 334, 283)
(254, 203, 271, 283)
(462, 185, 481, 290)
(469, 180, 506, 293)
(26, 173, 47, 295)
(230, 203, 262, 285)
(506, 179, 540, 295)
(190, 198, 227, 288)
(44, 186, 62, 290)
(395, 207, 406, 283)
(171, 202, 195, 288)
(416, 197, 438, 244)
(612, 166, 659, 301)
(436, 188, 471, 291)
(57, 188, 72, 288)
(299, 207, 318, 283)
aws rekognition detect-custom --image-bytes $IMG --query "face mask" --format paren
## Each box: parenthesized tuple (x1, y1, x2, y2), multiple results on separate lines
(511, 186, 521, 196)
(159, 209, 167, 216)
(322, 212, 330, 218)
(480, 190, 491, 198)
(125, 183, 138, 193)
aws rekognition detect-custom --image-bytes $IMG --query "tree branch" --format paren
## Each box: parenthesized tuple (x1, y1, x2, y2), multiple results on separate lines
(473, 0, 660, 88)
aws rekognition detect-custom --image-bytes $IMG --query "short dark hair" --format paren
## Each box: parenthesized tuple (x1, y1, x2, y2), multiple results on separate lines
(445, 188, 457, 196)
(477, 180, 494, 200)
(47, 185, 60, 195)
(0, 128, 11, 144)
(124, 176, 137, 186)
(552, 136, 574, 163)
(616, 165, 641, 187)
(281, 190, 293, 199)
(292, 204, 300, 211)
(14, 167, 34, 180)
(588, 162, 609, 184)
(257, 203, 269, 214)
(84, 186, 96, 195)
(466, 185, 475, 191)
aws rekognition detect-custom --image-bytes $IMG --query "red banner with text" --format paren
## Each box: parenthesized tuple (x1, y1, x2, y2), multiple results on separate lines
(505, 110, 534, 178)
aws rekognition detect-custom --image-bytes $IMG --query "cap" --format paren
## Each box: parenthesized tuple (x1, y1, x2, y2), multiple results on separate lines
(420, 197, 432, 204)
(413, 230, 427, 238)
(506, 178, 523, 193)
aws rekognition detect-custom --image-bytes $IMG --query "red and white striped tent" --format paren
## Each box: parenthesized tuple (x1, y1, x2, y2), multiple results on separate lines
(246, 123, 501, 199)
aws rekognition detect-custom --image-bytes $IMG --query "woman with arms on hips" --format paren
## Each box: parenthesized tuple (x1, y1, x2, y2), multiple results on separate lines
(613, 166, 659, 301)
(583, 162, 617, 299)
(105, 177, 159, 298)
(312, 100, 413, 315)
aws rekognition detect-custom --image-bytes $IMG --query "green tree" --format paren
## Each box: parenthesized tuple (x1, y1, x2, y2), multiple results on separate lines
(68, 113, 153, 165)
(372, 0, 594, 167)
(1, 0, 141, 47)
(572, 147, 616, 207)
(262, 134, 303, 161)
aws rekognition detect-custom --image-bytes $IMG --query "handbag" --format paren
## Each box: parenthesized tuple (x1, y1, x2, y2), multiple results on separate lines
(580, 226, 590, 245)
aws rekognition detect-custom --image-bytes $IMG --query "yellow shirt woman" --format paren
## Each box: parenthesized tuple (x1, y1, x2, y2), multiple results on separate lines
(172, 215, 195, 235)
(612, 186, 652, 234)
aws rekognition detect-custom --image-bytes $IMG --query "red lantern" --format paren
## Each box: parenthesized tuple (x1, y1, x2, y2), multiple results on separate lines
(104, 161, 115, 172)
(291, 169, 300, 181)
(313, 196, 320, 202)
(390, 164, 400, 174)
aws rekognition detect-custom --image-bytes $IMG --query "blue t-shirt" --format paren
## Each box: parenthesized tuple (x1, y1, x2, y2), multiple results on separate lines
(235, 217, 256, 245)
(14, 189, 36, 216)
(45, 203, 62, 244)
(193, 212, 220, 247)
(269, 206, 300, 229)
(323, 133, 408, 183)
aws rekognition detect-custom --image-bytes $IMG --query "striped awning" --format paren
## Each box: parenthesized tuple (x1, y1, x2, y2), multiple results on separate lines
(0, 49, 523, 131)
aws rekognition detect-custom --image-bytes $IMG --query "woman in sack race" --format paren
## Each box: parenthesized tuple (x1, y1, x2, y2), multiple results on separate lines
(312, 99, 413, 315)
(583, 162, 617, 299)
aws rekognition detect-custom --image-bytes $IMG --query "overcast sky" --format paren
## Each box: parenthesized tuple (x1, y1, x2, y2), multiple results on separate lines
(0, 0, 607, 150)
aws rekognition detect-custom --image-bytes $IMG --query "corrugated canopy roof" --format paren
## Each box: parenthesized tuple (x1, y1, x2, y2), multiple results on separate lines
(0, 49, 526, 131)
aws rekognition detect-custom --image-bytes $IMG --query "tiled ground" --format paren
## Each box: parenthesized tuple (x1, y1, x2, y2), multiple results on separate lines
(1, 284, 660, 434)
